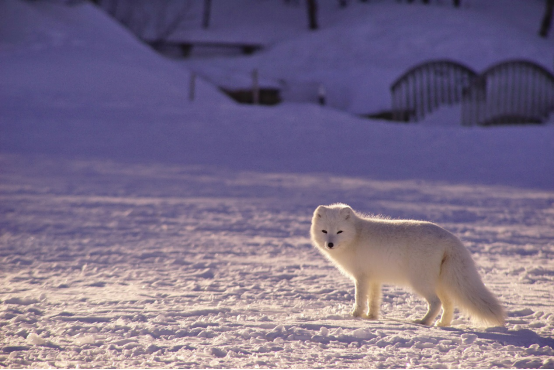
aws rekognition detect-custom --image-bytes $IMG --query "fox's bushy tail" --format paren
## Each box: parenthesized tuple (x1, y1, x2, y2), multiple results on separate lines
(441, 243, 505, 327)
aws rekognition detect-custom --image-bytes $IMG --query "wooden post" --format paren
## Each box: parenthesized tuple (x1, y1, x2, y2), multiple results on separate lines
(252, 69, 260, 105)
(307, 0, 318, 30)
(189, 71, 196, 101)
(539, 0, 554, 37)
(318, 84, 326, 106)
(203, 0, 212, 29)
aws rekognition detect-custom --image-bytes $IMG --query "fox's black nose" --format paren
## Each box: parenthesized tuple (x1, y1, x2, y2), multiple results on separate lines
(327, 242, 334, 249)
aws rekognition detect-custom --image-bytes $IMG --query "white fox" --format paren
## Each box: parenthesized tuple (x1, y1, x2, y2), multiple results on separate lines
(310, 203, 505, 327)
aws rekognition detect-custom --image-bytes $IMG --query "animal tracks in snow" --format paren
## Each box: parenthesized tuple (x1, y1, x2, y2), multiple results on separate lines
(1, 156, 553, 368)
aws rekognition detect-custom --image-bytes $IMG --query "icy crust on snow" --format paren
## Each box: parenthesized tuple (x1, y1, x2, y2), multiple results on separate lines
(1, 157, 553, 369)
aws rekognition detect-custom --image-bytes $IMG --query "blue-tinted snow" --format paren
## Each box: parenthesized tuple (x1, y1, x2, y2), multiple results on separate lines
(0, 0, 553, 368)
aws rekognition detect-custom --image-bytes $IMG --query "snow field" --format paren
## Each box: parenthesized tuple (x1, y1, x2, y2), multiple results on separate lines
(1, 0, 554, 368)
(1, 0, 553, 189)
(180, 0, 554, 115)
(1, 156, 553, 368)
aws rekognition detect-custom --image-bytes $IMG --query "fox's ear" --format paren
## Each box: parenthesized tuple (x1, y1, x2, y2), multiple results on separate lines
(314, 205, 326, 218)
(340, 206, 353, 220)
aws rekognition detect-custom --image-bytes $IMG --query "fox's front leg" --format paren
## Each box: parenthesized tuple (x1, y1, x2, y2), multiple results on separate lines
(352, 278, 370, 318)
(367, 282, 381, 320)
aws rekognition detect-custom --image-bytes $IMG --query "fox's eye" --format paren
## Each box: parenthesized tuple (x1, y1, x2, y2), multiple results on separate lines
(322, 230, 328, 234)
(337, 230, 343, 234)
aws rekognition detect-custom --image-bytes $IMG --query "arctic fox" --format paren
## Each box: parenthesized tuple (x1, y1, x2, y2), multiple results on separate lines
(310, 203, 505, 327)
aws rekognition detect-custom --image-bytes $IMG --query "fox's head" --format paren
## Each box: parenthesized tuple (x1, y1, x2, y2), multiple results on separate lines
(310, 203, 357, 252)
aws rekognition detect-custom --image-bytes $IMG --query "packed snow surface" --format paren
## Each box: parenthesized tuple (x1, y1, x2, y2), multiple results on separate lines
(1, 0, 554, 368)
(1, 157, 554, 369)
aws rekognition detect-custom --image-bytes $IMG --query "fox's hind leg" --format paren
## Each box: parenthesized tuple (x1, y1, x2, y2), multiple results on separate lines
(437, 289, 454, 327)
(416, 293, 441, 326)
(410, 263, 443, 326)
(412, 281, 441, 325)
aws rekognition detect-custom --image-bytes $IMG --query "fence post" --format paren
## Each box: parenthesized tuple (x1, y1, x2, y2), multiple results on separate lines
(189, 71, 196, 102)
(318, 83, 326, 106)
(203, 0, 212, 29)
(252, 69, 260, 105)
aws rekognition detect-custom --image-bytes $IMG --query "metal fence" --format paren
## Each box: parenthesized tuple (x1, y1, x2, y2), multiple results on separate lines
(461, 60, 554, 126)
(391, 60, 477, 121)
(390, 59, 554, 125)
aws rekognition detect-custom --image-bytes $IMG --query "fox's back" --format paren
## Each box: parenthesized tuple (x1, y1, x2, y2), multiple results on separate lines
(352, 216, 461, 281)
(357, 217, 457, 247)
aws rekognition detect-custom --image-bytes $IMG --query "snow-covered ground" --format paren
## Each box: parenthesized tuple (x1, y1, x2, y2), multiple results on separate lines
(1, 0, 554, 368)
(1, 156, 554, 369)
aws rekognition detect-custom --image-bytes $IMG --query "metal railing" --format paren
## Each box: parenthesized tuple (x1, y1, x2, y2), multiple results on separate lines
(391, 59, 554, 125)
(391, 60, 477, 121)
(461, 60, 554, 126)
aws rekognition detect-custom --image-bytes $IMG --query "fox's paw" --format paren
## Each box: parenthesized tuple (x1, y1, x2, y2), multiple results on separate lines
(414, 319, 433, 326)
(351, 309, 368, 319)
(352, 309, 378, 320)
(367, 312, 379, 320)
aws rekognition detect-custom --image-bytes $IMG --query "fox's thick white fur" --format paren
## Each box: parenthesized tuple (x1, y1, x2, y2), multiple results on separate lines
(310, 203, 505, 327)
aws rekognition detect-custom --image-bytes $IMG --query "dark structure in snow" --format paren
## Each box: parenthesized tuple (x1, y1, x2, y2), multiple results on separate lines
(539, 0, 554, 37)
(391, 60, 476, 122)
(461, 60, 554, 126)
(391, 59, 554, 126)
